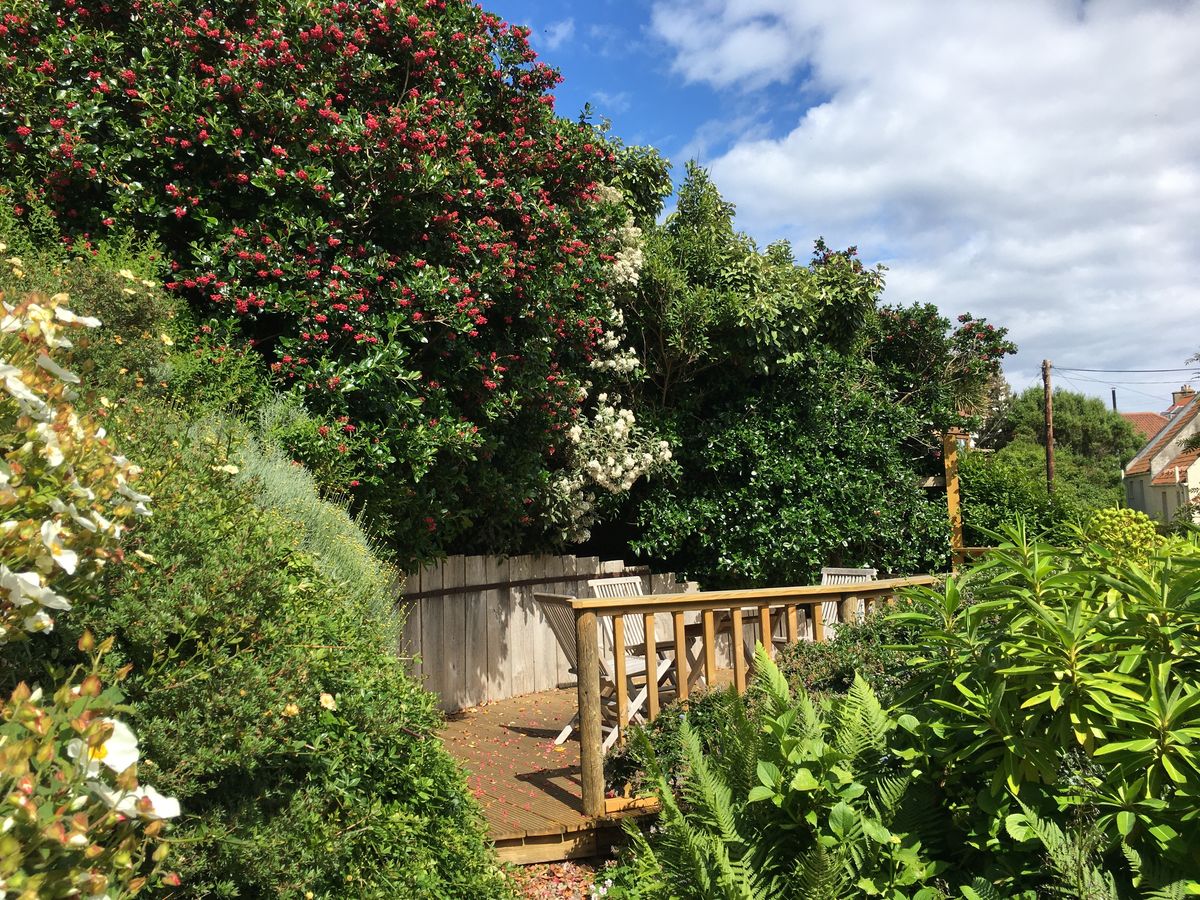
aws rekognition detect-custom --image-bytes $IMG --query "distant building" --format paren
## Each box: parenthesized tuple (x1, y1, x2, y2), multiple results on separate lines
(1123, 386, 1200, 524)
(1120, 411, 1168, 441)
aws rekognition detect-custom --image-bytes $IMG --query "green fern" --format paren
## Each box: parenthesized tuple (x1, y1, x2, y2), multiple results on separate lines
(1006, 804, 1119, 899)
(623, 650, 947, 898)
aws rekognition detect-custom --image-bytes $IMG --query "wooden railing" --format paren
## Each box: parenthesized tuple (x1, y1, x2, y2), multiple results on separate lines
(536, 576, 937, 817)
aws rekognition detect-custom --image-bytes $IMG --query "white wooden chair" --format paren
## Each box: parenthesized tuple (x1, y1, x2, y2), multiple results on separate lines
(535, 579, 677, 752)
(820, 566, 877, 637)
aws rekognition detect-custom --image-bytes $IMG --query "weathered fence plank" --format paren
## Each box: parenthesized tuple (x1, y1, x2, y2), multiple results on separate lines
(401, 554, 695, 711)
(463, 555, 487, 709)
(484, 556, 509, 701)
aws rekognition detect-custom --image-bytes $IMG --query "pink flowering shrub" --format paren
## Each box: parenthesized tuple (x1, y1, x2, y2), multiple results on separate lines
(0, 0, 639, 558)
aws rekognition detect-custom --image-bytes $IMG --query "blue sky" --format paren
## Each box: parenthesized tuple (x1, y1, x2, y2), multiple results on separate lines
(487, 0, 808, 169)
(486, 1, 1200, 412)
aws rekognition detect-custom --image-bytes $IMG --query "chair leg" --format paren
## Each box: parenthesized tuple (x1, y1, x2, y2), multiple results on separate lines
(554, 718, 576, 745)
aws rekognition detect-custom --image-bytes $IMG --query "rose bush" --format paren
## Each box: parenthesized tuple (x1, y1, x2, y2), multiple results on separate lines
(0, 0, 655, 560)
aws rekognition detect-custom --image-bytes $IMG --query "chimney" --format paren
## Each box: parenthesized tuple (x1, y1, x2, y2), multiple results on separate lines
(1173, 385, 1196, 407)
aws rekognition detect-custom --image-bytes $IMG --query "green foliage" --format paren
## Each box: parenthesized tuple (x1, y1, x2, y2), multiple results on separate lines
(962, 386, 1140, 543)
(617, 166, 1008, 587)
(5, 404, 508, 899)
(0, 220, 272, 416)
(958, 447, 1081, 545)
(996, 387, 1143, 464)
(869, 305, 1016, 432)
(608, 649, 948, 900)
(0, 285, 178, 896)
(624, 165, 884, 415)
(1, 1, 661, 560)
(633, 355, 951, 587)
(775, 611, 918, 706)
(894, 522, 1200, 892)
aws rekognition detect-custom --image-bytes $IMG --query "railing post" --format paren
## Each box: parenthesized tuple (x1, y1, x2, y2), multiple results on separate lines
(574, 607, 605, 817)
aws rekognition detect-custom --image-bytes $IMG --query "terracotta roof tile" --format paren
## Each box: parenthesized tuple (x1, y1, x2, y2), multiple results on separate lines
(1151, 447, 1200, 485)
(1121, 412, 1169, 440)
(1125, 396, 1200, 476)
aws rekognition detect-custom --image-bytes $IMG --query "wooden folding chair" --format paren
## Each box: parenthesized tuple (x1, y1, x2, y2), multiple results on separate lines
(535, 580, 678, 752)
(820, 566, 877, 637)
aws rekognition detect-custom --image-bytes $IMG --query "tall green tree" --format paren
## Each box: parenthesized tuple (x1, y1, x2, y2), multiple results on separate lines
(615, 165, 1012, 585)
(991, 387, 1142, 462)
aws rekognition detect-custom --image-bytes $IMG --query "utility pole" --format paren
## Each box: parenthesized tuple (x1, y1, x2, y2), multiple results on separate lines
(1111, 388, 1117, 412)
(1042, 359, 1055, 493)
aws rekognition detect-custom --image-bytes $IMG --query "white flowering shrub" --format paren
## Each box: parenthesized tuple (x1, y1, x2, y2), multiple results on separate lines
(0, 277, 179, 896)
(590, 186, 645, 376)
(546, 393, 672, 543)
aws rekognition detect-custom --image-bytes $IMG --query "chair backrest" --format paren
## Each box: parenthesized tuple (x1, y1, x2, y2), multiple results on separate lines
(587, 576, 645, 598)
(534, 594, 580, 671)
(587, 576, 648, 654)
(820, 567, 877, 585)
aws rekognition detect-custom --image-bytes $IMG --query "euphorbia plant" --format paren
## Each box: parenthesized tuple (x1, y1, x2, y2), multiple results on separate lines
(0, 0, 663, 558)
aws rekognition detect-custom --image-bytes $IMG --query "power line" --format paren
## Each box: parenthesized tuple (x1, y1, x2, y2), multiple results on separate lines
(1055, 371, 1168, 405)
(1055, 366, 1197, 374)
(1061, 377, 1198, 386)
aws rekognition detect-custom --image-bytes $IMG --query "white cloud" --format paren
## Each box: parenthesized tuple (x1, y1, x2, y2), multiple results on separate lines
(651, 0, 1200, 406)
(542, 18, 575, 51)
(591, 90, 632, 114)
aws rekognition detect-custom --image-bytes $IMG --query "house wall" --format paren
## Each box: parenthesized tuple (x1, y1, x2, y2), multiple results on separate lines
(1186, 462, 1200, 524)
(1125, 474, 1151, 517)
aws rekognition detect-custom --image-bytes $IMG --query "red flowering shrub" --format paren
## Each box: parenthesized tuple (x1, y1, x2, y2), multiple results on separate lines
(0, 0, 636, 558)
(870, 303, 1016, 429)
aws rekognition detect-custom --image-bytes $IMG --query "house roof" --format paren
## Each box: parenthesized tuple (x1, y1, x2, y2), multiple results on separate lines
(1151, 447, 1200, 485)
(1121, 411, 1169, 440)
(1125, 394, 1200, 476)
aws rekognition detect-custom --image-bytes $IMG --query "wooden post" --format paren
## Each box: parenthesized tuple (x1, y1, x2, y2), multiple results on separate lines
(839, 593, 860, 625)
(644, 613, 659, 720)
(673, 612, 689, 701)
(574, 608, 605, 817)
(758, 606, 773, 660)
(612, 615, 627, 745)
(702, 609, 717, 685)
(786, 604, 799, 644)
(811, 600, 826, 643)
(1043, 359, 1055, 494)
(731, 609, 746, 694)
(943, 430, 964, 568)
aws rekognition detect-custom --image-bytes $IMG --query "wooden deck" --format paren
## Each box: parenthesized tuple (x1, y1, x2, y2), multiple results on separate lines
(443, 688, 648, 863)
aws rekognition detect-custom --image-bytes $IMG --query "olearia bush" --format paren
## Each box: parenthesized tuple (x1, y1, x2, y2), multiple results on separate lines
(0, 0, 667, 560)
(0, 284, 179, 897)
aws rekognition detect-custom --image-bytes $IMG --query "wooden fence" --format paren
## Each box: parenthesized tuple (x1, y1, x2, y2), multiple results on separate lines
(536, 576, 938, 817)
(398, 555, 695, 711)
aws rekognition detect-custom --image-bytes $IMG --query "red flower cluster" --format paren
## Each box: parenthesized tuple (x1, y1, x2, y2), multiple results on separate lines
(1, 0, 631, 557)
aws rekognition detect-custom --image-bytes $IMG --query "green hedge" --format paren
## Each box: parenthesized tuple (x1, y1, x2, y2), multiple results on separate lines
(30, 408, 508, 898)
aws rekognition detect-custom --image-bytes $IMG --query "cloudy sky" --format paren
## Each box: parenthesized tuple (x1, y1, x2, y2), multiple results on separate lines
(489, 0, 1200, 411)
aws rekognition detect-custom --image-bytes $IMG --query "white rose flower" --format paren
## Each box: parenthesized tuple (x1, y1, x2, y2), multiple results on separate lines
(54, 307, 101, 328)
(36, 353, 80, 384)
